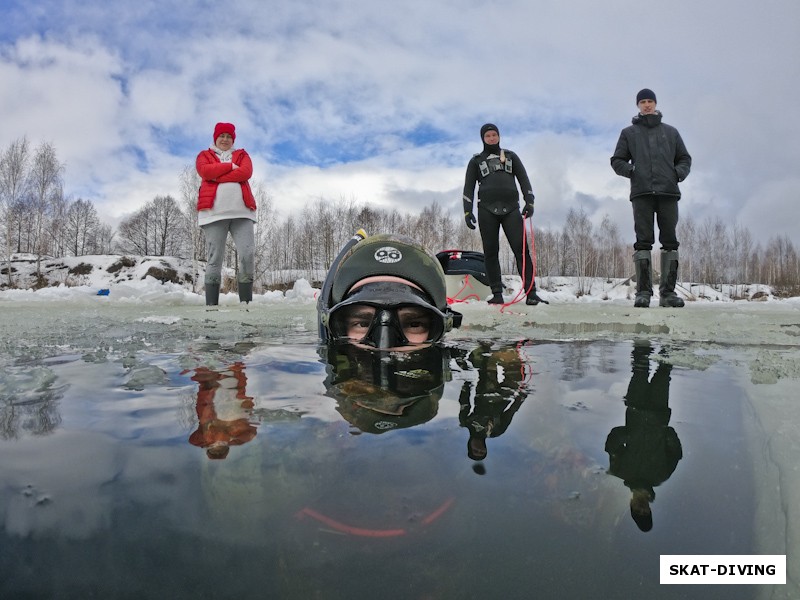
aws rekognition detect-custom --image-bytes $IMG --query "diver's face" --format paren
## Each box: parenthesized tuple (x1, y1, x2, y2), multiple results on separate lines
(339, 304, 434, 346)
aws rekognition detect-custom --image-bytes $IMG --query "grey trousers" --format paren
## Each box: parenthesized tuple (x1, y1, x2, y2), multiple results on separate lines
(202, 218, 255, 285)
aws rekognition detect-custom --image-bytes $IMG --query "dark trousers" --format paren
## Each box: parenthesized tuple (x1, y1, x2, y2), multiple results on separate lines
(632, 196, 679, 251)
(478, 207, 534, 293)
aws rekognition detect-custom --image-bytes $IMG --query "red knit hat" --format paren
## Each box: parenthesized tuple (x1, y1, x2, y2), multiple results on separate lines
(213, 122, 236, 143)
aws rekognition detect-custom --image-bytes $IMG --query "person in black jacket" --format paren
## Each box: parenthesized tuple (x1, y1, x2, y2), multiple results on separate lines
(463, 123, 546, 306)
(611, 89, 692, 308)
(605, 342, 683, 532)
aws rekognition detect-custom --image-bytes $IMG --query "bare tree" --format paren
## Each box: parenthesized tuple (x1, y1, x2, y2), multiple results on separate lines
(677, 216, 697, 285)
(252, 181, 276, 289)
(697, 216, 730, 287)
(597, 214, 624, 280)
(92, 222, 116, 255)
(731, 222, 754, 297)
(563, 206, 596, 294)
(179, 165, 202, 291)
(118, 207, 152, 255)
(0, 137, 31, 286)
(64, 198, 101, 256)
(151, 195, 186, 256)
(27, 142, 64, 277)
(117, 195, 186, 257)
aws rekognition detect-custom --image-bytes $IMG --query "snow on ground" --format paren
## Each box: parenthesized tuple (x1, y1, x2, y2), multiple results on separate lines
(2, 253, 798, 348)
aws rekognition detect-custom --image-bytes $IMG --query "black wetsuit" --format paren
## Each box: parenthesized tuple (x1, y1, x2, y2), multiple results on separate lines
(463, 144, 536, 294)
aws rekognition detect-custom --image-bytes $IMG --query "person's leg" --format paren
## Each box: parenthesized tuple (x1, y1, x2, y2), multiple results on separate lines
(500, 212, 534, 289)
(632, 197, 656, 251)
(656, 197, 679, 251)
(500, 212, 545, 304)
(632, 249, 653, 307)
(478, 208, 504, 302)
(655, 198, 684, 307)
(631, 198, 656, 308)
(229, 219, 255, 303)
(202, 221, 231, 305)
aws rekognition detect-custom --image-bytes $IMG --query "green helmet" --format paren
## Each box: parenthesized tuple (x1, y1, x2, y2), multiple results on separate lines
(331, 234, 448, 309)
(319, 234, 461, 346)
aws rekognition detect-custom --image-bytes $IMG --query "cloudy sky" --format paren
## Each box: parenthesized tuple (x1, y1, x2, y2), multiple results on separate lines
(2, 0, 798, 244)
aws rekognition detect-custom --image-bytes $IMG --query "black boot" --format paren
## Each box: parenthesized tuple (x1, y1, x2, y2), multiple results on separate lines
(526, 287, 549, 305)
(633, 250, 652, 308)
(205, 283, 220, 307)
(487, 289, 504, 304)
(238, 281, 253, 304)
(659, 250, 685, 307)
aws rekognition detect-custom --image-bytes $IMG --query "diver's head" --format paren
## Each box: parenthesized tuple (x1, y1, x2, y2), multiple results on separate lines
(319, 234, 461, 349)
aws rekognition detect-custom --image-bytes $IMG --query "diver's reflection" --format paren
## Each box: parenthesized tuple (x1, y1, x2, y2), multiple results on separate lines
(605, 342, 683, 531)
(186, 362, 258, 459)
(458, 342, 528, 470)
(321, 343, 448, 434)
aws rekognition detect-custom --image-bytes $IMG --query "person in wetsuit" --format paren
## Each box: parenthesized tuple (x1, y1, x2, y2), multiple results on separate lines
(317, 233, 462, 433)
(462, 123, 546, 306)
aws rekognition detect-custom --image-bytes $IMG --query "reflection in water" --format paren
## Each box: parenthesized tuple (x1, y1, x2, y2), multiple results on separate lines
(458, 341, 529, 469)
(0, 340, 771, 599)
(605, 341, 683, 531)
(320, 343, 447, 434)
(0, 365, 64, 440)
(185, 362, 259, 459)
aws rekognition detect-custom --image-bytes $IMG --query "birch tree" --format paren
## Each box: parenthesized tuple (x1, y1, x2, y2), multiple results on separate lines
(64, 198, 100, 256)
(27, 142, 64, 276)
(0, 137, 30, 286)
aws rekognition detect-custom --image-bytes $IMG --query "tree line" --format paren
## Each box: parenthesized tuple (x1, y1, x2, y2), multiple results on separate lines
(2, 137, 798, 294)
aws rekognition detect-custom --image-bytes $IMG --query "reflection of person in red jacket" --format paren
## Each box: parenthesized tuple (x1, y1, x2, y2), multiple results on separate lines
(196, 122, 257, 307)
(187, 362, 258, 460)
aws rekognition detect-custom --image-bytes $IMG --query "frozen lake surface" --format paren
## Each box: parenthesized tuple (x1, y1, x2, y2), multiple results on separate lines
(1, 298, 799, 599)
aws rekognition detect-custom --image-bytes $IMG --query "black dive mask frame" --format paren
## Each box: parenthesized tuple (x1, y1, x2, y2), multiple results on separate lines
(324, 282, 457, 349)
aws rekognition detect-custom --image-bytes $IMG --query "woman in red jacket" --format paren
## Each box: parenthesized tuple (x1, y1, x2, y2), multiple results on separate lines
(196, 122, 257, 305)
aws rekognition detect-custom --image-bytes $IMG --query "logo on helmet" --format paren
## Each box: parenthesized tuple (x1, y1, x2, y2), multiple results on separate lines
(374, 246, 402, 264)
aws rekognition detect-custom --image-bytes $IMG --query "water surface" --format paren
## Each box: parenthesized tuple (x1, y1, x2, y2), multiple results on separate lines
(0, 304, 793, 599)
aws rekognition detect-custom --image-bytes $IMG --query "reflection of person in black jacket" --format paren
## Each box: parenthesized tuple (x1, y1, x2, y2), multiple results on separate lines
(459, 342, 528, 467)
(462, 124, 545, 306)
(605, 342, 683, 531)
(611, 89, 691, 309)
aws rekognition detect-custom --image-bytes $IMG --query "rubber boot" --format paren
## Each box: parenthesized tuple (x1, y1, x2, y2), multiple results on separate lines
(526, 285, 549, 305)
(238, 281, 253, 304)
(205, 283, 220, 307)
(659, 250, 685, 307)
(487, 288, 504, 304)
(633, 250, 652, 308)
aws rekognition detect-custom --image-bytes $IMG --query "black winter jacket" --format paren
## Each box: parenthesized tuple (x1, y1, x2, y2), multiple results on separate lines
(462, 149, 535, 216)
(611, 112, 691, 200)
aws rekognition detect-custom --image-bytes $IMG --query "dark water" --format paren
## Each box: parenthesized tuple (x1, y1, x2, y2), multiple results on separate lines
(0, 337, 777, 599)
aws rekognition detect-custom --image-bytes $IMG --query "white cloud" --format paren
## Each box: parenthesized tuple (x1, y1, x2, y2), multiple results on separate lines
(1, 0, 799, 244)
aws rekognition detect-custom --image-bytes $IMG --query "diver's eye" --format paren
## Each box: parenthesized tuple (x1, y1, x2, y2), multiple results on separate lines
(397, 307, 433, 338)
(346, 318, 372, 333)
(336, 305, 377, 340)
